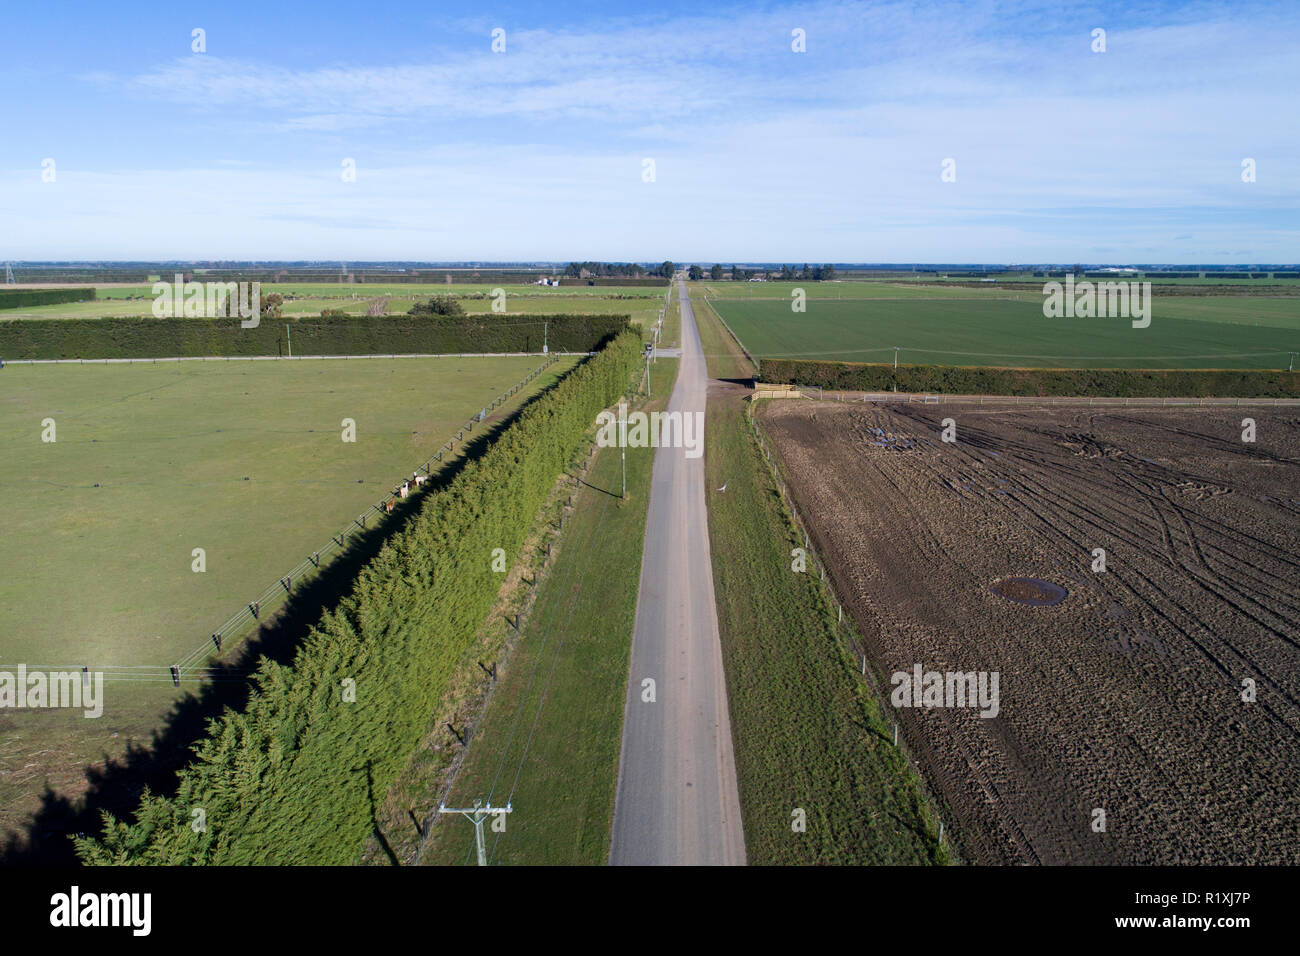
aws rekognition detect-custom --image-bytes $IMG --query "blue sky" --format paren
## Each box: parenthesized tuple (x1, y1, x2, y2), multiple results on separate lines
(2, 0, 1297, 262)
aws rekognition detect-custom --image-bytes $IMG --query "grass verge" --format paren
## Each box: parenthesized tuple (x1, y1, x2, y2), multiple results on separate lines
(690, 285, 753, 381)
(693, 290, 947, 864)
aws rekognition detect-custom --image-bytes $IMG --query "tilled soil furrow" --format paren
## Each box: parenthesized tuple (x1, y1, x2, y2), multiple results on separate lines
(759, 400, 1300, 864)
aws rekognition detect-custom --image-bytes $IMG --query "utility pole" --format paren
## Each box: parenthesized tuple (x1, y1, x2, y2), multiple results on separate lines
(620, 401, 627, 499)
(437, 800, 512, 866)
(286, 324, 292, 358)
(543, 320, 548, 355)
(1290, 352, 1296, 372)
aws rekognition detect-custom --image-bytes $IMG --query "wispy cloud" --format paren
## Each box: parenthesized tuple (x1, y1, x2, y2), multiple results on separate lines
(14, 0, 1300, 260)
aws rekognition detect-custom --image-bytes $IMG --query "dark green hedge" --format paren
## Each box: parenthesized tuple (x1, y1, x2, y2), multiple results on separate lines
(7, 272, 147, 283)
(191, 271, 556, 284)
(0, 313, 631, 360)
(0, 287, 97, 310)
(759, 358, 1300, 398)
(558, 277, 670, 287)
(77, 330, 644, 865)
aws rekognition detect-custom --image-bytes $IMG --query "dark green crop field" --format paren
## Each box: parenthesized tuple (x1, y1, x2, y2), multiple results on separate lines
(709, 294, 1300, 369)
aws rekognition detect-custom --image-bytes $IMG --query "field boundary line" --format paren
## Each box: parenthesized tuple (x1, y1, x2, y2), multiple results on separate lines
(788, 388, 1300, 407)
(1, 351, 590, 366)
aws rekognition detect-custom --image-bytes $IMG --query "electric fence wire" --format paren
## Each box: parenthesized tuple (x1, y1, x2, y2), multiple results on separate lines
(483, 470, 616, 864)
(445, 459, 612, 866)
(32, 355, 562, 685)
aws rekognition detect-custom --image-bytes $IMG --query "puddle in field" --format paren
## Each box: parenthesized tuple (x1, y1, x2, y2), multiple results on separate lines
(864, 427, 919, 450)
(990, 577, 1068, 607)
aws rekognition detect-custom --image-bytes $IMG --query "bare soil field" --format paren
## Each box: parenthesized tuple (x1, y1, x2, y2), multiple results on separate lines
(760, 399, 1300, 864)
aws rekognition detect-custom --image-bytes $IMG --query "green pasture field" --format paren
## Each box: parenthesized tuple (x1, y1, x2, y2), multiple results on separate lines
(822, 272, 1300, 287)
(0, 355, 575, 848)
(698, 281, 1031, 301)
(279, 295, 659, 328)
(890, 273, 1300, 287)
(700, 279, 1300, 302)
(1, 284, 664, 328)
(707, 294, 1300, 369)
(6, 282, 667, 299)
(263, 282, 666, 298)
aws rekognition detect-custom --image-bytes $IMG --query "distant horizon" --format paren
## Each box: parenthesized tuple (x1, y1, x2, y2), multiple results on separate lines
(5, 260, 1299, 270)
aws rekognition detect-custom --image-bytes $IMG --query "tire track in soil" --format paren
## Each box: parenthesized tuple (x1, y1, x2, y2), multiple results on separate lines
(760, 400, 1300, 864)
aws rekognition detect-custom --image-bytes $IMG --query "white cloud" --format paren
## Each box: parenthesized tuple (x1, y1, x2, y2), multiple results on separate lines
(31, 0, 1300, 259)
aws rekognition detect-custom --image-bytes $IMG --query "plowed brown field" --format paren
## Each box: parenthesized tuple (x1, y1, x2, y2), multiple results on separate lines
(761, 400, 1300, 864)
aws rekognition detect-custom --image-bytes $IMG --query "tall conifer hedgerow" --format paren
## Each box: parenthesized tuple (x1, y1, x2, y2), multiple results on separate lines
(77, 330, 642, 865)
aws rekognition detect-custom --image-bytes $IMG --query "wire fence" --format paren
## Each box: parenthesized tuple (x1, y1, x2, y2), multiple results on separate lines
(745, 396, 958, 858)
(690, 292, 759, 372)
(747, 379, 1300, 853)
(1, 351, 585, 367)
(783, 389, 1300, 407)
(40, 354, 566, 687)
(481, 449, 615, 866)
(411, 428, 607, 865)
(411, 367, 652, 864)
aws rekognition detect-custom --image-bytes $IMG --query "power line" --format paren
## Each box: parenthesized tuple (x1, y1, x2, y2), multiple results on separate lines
(484, 472, 615, 864)
(437, 800, 512, 867)
(432, 429, 615, 865)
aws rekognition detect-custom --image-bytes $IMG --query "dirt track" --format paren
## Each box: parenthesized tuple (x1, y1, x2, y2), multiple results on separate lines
(762, 400, 1300, 864)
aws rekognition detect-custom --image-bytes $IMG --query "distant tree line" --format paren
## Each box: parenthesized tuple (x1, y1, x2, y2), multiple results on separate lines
(693, 264, 837, 281)
(564, 262, 672, 279)
(561, 261, 838, 282)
